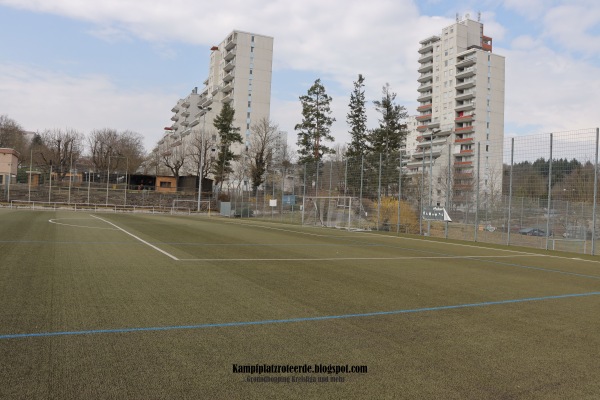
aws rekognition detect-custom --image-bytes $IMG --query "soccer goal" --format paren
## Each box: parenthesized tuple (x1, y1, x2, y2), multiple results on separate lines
(301, 196, 365, 229)
(549, 238, 588, 254)
(171, 199, 211, 214)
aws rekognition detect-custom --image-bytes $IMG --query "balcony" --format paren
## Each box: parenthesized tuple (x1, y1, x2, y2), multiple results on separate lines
(454, 172, 473, 179)
(454, 137, 474, 144)
(222, 82, 233, 93)
(456, 89, 475, 101)
(171, 140, 182, 147)
(416, 113, 432, 121)
(418, 52, 433, 63)
(456, 66, 476, 79)
(418, 62, 434, 73)
(211, 85, 220, 95)
(418, 91, 432, 102)
(181, 120, 190, 127)
(224, 48, 236, 61)
(455, 101, 476, 112)
(456, 54, 477, 68)
(417, 81, 433, 92)
(196, 108, 209, 118)
(454, 161, 473, 167)
(412, 148, 442, 159)
(428, 118, 440, 129)
(417, 103, 432, 112)
(182, 99, 190, 108)
(455, 113, 474, 122)
(417, 72, 433, 83)
(454, 149, 474, 156)
(181, 129, 192, 137)
(171, 105, 179, 113)
(225, 35, 237, 51)
(416, 125, 428, 132)
(455, 125, 474, 134)
(170, 115, 179, 122)
(201, 96, 213, 108)
(223, 71, 234, 82)
(181, 109, 190, 117)
(224, 60, 235, 72)
(456, 78, 476, 90)
(418, 35, 440, 53)
(434, 125, 453, 137)
(222, 92, 234, 104)
(189, 119, 199, 127)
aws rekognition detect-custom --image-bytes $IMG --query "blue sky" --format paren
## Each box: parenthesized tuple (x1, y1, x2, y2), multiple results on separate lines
(1, 0, 600, 153)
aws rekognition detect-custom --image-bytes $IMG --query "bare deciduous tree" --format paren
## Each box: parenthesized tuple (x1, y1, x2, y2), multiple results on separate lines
(248, 118, 279, 193)
(38, 129, 84, 181)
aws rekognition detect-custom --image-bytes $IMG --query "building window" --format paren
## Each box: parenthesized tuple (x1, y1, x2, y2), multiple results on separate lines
(160, 181, 172, 188)
(247, 112, 251, 118)
(248, 101, 251, 107)
(486, 145, 489, 152)
(251, 35, 255, 42)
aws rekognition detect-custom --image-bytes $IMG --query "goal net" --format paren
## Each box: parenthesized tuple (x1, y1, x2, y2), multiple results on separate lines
(549, 239, 588, 254)
(302, 196, 366, 229)
(171, 199, 211, 214)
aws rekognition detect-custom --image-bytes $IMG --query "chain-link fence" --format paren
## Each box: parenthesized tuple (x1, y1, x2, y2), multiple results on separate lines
(3, 128, 599, 255)
(225, 128, 600, 256)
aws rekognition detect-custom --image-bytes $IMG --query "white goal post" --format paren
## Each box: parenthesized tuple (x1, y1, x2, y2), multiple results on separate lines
(171, 199, 211, 214)
(301, 196, 366, 229)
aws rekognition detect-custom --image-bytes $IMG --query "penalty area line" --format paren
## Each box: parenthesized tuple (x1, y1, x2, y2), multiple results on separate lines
(177, 255, 545, 262)
(90, 214, 179, 261)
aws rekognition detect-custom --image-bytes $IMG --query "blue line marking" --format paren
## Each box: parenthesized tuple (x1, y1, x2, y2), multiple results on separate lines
(2, 291, 599, 340)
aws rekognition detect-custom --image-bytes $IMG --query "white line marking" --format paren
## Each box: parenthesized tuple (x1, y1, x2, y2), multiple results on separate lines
(90, 214, 179, 260)
(224, 220, 600, 264)
(49, 218, 118, 230)
(178, 255, 544, 262)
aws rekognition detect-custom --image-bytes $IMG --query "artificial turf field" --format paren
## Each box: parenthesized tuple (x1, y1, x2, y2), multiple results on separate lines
(1, 209, 600, 399)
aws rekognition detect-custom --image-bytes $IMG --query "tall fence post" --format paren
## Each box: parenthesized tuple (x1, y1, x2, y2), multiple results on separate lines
(546, 133, 553, 250)
(396, 152, 402, 234)
(301, 164, 307, 225)
(474, 142, 481, 241)
(445, 143, 451, 239)
(344, 158, 348, 198)
(507, 138, 514, 246)
(592, 128, 599, 255)
(377, 153, 382, 230)
(420, 149, 425, 235)
(359, 156, 364, 229)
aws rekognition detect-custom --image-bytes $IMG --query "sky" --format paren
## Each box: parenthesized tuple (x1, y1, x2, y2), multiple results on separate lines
(2, 0, 600, 154)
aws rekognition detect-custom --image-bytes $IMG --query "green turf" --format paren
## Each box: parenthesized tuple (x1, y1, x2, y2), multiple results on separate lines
(1, 209, 600, 399)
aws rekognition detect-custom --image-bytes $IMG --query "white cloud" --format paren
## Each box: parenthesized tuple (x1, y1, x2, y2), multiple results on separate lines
(0, 63, 175, 151)
(3, 0, 600, 155)
(501, 43, 600, 134)
(542, 4, 600, 55)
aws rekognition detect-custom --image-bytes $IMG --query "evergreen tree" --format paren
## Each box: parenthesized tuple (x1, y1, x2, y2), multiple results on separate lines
(295, 79, 336, 164)
(213, 103, 242, 187)
(369, 84, 408, 196)
(369, 83, 408, 155)
(346, 74, 368, 160)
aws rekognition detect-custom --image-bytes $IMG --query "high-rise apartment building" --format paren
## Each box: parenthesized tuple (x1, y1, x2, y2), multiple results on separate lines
(153, 30, 274, 181)
(407, 16, 505, 208)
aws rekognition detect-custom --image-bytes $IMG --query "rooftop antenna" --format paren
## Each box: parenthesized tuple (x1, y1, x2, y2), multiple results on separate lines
(478, 11, 481, 22)
(456, 13, 459, 22)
